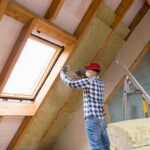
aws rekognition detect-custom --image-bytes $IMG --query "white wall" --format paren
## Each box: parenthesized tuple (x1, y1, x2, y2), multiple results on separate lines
(53, 10, 150, 150)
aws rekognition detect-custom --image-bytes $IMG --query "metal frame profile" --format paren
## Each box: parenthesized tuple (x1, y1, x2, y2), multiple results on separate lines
(116, 58, 150, 120)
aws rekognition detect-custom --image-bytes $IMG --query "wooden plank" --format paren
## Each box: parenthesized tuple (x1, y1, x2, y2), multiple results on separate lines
(5, 0, 76, 45)
(0, 102, 34, 116)
(7, 116, 32, 150)
(0, 19, 36, 93)
(125, 2, 150, 40)
(147, 0, 150, 5)
(45, 0, 64, 21)
(104, 41, 150, 122)
(74, 0, 104, 39)
(111, 0, 134, 29)
(0, 0, 9, 20)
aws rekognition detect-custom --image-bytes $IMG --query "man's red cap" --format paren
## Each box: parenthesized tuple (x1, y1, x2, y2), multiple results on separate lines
(85, 63, 100, 72)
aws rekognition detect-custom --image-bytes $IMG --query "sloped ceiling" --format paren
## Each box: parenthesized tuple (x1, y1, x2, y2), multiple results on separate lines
(0, 0, 149, 149)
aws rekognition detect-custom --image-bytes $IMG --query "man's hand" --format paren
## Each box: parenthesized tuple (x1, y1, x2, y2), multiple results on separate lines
(62, 65, 70, 74)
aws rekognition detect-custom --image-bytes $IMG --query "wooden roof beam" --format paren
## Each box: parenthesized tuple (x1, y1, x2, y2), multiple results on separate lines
(111, 0, 134, 29)
(45, 0, 64, 21)
(0, 0, 9, 20)
(126, 2, 150, 40)
(147, 0, 150, 5)
(6, 0, 76, 45)
(74, 0, 104, 39)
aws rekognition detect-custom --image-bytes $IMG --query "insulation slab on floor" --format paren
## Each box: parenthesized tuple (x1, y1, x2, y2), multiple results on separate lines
(107, 118, 150, 150)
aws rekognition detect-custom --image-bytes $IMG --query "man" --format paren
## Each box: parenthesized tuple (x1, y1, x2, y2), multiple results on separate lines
(60, 63, 110, 150)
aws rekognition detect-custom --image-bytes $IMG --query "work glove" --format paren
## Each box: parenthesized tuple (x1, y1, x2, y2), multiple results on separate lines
(74, 70, 86, 78)
(61, 65, 70, 74)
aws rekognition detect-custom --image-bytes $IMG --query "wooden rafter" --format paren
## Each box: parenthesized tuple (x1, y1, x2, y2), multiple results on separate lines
(111, 0, 134, 29)
(147, 0, 150, 5)
(6, 0, 76, 45)
(105, 41, 150, 122)
(126, 2, 150, 40)
(0, 19, 36, 93)
(74, 0, 104, 39)
(45, 0, 64, 21)
(0, 0, 9, 20)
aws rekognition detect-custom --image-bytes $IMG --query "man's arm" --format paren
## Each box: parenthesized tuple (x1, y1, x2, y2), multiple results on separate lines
(60, 71, 89, 88)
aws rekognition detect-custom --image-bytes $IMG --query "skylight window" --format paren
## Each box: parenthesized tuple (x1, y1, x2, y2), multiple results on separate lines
(1, 37, 62, 99)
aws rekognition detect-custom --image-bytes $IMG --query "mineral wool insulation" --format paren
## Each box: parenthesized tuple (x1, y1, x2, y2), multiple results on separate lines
(107, 118, 150, 150)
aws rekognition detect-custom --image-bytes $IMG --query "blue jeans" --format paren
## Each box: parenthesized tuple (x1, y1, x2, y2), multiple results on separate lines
(85, 116, 110, 150)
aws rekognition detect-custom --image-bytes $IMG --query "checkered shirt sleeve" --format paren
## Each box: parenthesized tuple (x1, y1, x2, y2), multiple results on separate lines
(60, 73, 90, 88)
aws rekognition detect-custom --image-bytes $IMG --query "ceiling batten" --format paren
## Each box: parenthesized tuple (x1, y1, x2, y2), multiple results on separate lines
(45, 0, 65, 21)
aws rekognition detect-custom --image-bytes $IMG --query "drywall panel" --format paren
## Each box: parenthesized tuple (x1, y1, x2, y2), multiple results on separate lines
(15, 0, 52, 17)
(52, 108, 90, 150)
(0, 15, 23, 73)
(0, 116, 24, 150)
(53, 0, 92, 33)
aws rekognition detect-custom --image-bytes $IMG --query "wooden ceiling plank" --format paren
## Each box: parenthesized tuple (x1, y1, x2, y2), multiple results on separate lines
(125, 2, 150, 40)
(6, 0, 76, 45)
(105, 41, 150, 122)
(111, 0, 134, 29)
(74, 0, 104, 39)
(45, 0, 64, 21)
(0, 19, 36, 93)
(0, 0, 9, 20)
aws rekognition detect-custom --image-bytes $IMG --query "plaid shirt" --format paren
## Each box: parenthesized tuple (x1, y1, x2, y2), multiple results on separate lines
(60, 73, 105, 120)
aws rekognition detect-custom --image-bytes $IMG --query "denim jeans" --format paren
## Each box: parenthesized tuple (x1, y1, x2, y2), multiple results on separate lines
(85, 116, 110, 150)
